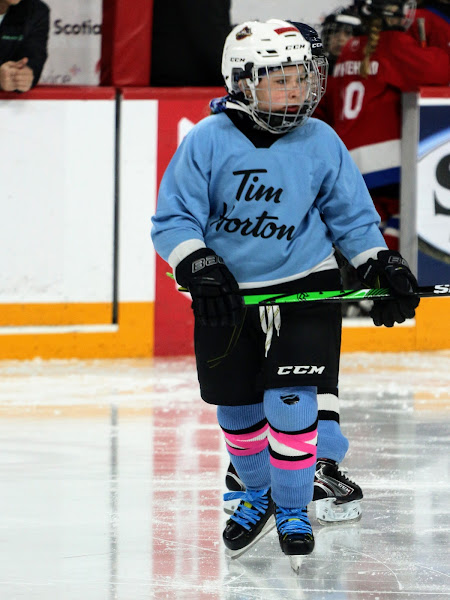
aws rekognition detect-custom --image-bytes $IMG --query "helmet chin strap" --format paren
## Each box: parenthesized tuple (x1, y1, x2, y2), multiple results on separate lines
(224, 99, 275, 133)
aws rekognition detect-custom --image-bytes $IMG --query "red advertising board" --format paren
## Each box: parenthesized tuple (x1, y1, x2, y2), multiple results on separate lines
(149, 88, 224, 356)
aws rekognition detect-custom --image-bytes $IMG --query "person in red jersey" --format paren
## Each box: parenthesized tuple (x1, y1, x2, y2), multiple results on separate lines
(410, 0, 450, 57)
(317, 0, 449, 251)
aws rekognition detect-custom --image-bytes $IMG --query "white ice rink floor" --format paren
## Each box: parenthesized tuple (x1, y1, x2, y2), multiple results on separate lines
(0, 351, 449, 600)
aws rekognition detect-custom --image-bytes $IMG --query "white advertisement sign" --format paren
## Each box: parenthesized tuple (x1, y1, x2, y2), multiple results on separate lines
(417, 133, 450, 259)
(40, 0, 102, 86)
(230, 0, 345, 29)
(0, 97, 115, 303)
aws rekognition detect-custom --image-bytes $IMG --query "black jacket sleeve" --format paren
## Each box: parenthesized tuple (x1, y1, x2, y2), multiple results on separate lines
(19, 1, 50, 86)
(0, 0, 50, 88)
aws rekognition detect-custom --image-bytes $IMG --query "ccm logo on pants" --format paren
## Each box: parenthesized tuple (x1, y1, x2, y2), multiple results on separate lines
(277, 365, 325, 375)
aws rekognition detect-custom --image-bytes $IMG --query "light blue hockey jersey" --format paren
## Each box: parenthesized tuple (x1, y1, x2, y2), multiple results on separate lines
(151, 113, 386, 286)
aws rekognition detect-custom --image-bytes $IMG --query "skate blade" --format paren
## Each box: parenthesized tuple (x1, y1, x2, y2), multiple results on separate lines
(315, 499, 362, 524)
(289, 555, 303, 573)
(225, 515, 276, 560)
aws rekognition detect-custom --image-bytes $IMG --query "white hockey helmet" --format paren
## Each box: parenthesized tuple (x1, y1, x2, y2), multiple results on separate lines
(221, 19, 327, 133)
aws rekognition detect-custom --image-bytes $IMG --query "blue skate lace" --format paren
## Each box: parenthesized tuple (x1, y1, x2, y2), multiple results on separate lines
(276, 507, 311, 536)
(223, 488, 270, 531)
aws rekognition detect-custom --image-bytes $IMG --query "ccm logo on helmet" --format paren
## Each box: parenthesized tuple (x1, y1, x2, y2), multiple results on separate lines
(277, 365, 326, 375)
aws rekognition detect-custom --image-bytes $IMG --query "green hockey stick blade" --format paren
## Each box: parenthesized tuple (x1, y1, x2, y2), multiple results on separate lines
(176, 284, 450, 303)
(242, 284, 450, 305)
(166, 269, 450, 305)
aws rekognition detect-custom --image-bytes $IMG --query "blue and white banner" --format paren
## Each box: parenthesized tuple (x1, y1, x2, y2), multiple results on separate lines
(417, 101, 450, 285)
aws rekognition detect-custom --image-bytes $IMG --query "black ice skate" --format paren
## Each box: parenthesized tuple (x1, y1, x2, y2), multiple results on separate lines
(313, 458, 363, 524)
(223, 487, 275, 558)
(276, 505, 314, 573)
(224, 462, 246, 515)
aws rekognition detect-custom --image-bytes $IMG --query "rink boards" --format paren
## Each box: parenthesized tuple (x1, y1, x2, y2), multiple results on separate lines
(0, 87, 448, 358)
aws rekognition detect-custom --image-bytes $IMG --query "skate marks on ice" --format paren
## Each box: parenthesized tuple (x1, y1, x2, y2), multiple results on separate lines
(338, 351, 450, 412)
(0, 353, 449, 599)
(222, 518, 449, 598)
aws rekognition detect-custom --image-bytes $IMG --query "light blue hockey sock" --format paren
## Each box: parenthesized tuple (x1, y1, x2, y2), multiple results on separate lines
(264, 386, 317, 508)
(316, 419, 349, 463)
(217, 403, 270, 490)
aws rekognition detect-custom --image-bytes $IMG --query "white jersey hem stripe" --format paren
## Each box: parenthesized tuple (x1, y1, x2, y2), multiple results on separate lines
(238, 252, 338, 289)
(350, 140, 401, 175)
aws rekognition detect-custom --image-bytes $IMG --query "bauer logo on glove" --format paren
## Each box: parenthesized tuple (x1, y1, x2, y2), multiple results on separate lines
(175, 248, 244, 328)
(192, 255, 224, 274)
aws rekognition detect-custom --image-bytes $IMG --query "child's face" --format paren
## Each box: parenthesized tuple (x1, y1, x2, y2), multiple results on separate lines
(254, 65, 310, 114)
(327, 26, 353, 57)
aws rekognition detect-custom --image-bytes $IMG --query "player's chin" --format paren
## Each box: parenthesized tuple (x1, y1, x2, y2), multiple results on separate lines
(270, 106, 301, 114)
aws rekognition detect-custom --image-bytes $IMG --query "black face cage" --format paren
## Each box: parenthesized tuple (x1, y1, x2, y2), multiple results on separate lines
(239, 58, 328, 134)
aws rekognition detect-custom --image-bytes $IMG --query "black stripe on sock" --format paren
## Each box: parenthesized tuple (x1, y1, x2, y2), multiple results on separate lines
(317, 386, 339, 396)
(220, 418, 268, 436)
(268, 417, 318, 436)
(269, 447, 314, 462)
(318, 410, 340, 423)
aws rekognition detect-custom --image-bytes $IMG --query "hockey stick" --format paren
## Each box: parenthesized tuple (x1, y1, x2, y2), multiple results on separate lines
(166, 274, 450, 305)
(241, 284, 450, 306)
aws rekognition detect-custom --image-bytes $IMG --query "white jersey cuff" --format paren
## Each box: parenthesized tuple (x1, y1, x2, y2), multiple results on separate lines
(350, 247, 387, 269)
(168, 239, 206, 270)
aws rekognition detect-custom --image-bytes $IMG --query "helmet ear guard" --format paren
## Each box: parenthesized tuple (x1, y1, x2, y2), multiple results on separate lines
(231, 62, 254, 92)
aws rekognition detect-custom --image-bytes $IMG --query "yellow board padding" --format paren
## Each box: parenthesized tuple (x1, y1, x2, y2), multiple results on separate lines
(0, 302, 154, 360)
(342, 297, 450, 352)
(0, 405, 154, 418)
(0, 302, 112, 326)
(0, 297, 447, 359)
(415, 296, 450, 349)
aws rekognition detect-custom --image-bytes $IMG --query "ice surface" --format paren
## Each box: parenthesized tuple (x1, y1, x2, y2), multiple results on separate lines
(0, 352, 449, 599)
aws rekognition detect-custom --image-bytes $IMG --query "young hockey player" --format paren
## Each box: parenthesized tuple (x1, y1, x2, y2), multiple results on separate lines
(316, 0, 449, 250)
(151, 19, 420, 572)
(321, 6, 362, 72)
(219, 21, 367, 521)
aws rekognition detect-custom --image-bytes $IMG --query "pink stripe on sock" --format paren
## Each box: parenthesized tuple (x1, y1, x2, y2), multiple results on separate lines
(224, 422, 269, 443)
(226, 438, 269, 456)
(270, 427, 316, 445)
(269, 427, 317, 455)
(270, 454, 316, 470)
(223, 423, 269, 456)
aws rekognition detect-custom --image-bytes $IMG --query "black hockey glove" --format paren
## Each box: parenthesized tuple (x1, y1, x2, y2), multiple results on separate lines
(356, 250, 420, 327)
(175, 248, 244, 327)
